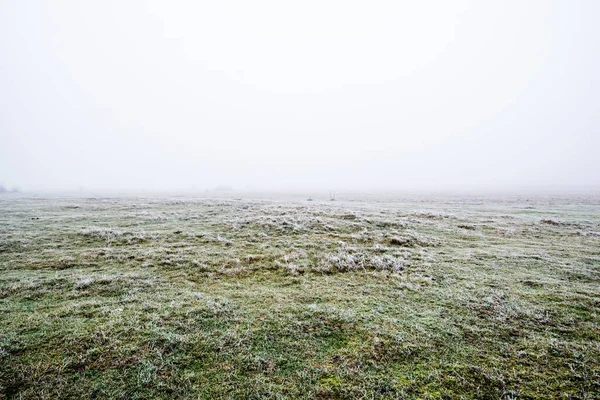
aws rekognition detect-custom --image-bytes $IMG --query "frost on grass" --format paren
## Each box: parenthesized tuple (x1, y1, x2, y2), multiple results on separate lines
(80, 226, 123, 243)
(216, 234, 233, 246)
(80, 226, 158, 245)
(74, 276, 95, 289)
(2, 195, 600, 398)
(137, 211, 168, 221)
(389, 232, 440, 247)
(191, 292, 235, 316)
(317, 251, 408, 273)
(73, 274, 122, 290)
(0, 238, 30, 254)
(73, 273, 154, 291)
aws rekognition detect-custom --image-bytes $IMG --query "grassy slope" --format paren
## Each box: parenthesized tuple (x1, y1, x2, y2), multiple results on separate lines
(0, 194, 599, 399)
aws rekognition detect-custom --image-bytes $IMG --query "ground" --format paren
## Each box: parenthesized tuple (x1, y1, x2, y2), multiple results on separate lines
(1, 193, 599, 399)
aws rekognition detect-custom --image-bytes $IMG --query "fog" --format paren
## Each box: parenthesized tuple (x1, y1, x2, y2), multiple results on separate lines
(1, 0, 599, 193)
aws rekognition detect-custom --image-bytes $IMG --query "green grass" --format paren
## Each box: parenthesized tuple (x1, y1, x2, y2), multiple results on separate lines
(1, 194, 599, 399)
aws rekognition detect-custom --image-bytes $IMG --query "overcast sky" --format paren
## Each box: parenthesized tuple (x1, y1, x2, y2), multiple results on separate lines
(1, 0, 599, 192)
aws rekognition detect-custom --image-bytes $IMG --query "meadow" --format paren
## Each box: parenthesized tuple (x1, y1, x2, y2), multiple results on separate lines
(1, 193, 599, 399)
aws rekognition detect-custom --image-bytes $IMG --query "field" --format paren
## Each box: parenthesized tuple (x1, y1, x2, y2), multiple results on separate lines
(1, 193, 599, 399)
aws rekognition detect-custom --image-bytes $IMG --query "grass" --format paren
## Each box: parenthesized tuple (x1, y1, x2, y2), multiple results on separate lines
(1, 193, 599, 399)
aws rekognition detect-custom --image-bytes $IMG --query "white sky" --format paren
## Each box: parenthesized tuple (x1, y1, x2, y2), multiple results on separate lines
(1, 0, 599, 192)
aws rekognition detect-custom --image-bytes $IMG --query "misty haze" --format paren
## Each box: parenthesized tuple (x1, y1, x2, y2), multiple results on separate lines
(1, 1, 599, 399)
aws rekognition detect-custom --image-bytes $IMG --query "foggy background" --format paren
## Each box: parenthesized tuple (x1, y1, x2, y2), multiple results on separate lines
(1, 0, 599, 193)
